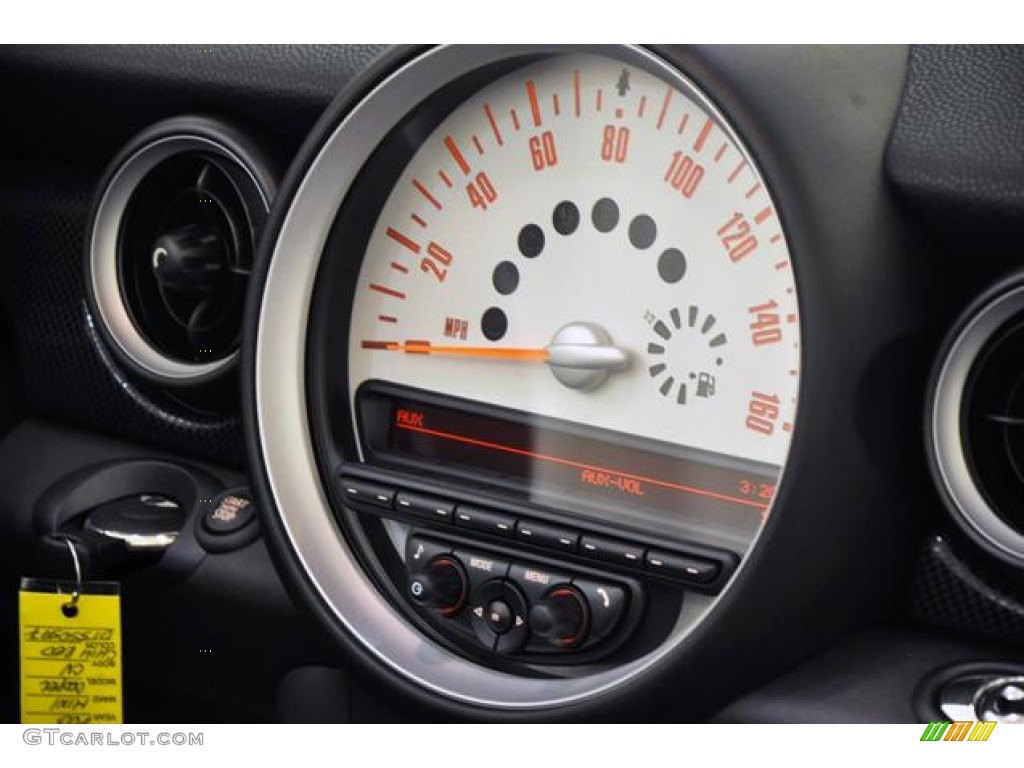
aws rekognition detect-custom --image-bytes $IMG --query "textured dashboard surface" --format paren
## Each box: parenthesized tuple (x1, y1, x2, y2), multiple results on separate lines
(713, 628, 1023, 723)
(911, 533, 1024, 647)
(0, 45, 386, 158)
(5, 45, 385, 98)
(887, 45, 1024, 259)
(0, 45, 385, 464)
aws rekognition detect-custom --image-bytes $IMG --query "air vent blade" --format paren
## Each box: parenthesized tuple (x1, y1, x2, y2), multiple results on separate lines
(186, 298, 230, 350)
(195, 161, 216, 200)
(195, 161, 239, 227)
(985, 414, 1024, 426)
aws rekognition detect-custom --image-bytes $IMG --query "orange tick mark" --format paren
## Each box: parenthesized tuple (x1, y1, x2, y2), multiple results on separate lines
(656, 87, 673, 130)
(526, 80, 542, 127)
(412, 179, 441, 210)
(484, 103, 503, 146)
(386, 227, 420, 254)
(369, 284, 405, 300)
(573, 69, 581, 117)
(693, 118, 713, 152)
(444, 135, 471, 175)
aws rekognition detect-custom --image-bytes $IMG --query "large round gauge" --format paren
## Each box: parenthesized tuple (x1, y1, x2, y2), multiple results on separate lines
(353, 54, 798, 460)
(253, 45, 805, 712)
(348, 51, 799, 549)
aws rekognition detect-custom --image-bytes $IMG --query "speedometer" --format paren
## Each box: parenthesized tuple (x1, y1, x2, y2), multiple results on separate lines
(348, 51, 799, 548)
(255, 44, 811, 710)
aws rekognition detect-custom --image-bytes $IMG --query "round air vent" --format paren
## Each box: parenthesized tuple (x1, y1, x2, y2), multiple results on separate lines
(930, 276, 1024, 566)
(86, 116, 276, 387)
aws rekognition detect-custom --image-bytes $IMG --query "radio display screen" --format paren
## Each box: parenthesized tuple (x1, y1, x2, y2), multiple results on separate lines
(357, 385, 778, 544)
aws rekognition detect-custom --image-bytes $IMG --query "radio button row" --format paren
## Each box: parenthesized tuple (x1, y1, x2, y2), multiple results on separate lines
(454, 505, 515, 537)
(645, 549, 721, 585)
(395, 491, 454, 523)
(515, 519, 579, 553)
(338, 476, 395, 510)
(343, 470, 733, 591)
(579, 535, 645, 568)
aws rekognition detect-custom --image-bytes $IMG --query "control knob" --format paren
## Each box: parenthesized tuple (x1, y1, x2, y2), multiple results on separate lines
(409, 555, 467, 617)
(528, 585, 590, 648)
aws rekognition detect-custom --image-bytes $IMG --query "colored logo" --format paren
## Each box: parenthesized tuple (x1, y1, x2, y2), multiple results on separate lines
(921, 721, 996, 742)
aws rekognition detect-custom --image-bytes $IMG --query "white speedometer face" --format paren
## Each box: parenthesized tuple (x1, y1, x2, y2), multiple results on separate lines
(349, 52, 800, 540)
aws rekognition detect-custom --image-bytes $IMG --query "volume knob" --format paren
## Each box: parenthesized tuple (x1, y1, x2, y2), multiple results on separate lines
(409, 555, 468, 617)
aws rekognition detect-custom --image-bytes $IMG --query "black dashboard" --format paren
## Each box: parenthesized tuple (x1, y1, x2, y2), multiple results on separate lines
(3, 44, 1024, 723)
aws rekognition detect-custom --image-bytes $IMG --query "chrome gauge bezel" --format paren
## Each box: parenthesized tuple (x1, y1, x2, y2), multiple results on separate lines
(254, 45, 800, 709)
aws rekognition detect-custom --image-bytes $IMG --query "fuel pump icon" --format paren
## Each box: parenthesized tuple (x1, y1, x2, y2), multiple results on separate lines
(696, 372, 716, 399)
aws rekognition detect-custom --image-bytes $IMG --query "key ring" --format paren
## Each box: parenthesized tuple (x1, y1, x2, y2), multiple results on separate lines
(58, 536, 83, 618)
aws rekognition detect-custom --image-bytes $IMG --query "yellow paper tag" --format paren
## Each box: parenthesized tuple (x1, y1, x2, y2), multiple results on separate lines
(19, 583, 123, 724)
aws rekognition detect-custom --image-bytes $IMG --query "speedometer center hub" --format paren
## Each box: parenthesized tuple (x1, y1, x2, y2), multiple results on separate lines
(547, 321, 629, 391)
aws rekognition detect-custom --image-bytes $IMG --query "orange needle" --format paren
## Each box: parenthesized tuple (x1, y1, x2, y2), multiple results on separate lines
(362, 323, 630, 390)
(361, 340, 550, 362)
